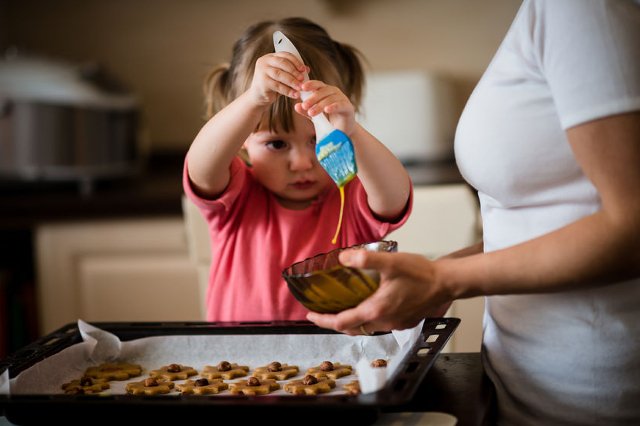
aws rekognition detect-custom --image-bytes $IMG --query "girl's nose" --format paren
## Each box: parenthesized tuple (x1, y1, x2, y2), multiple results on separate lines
(289, 147, 315, 171)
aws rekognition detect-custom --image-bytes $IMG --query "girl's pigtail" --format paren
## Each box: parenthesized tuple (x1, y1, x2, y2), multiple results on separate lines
(204, 63, 253, 166)
(333, 41, 367, 111)
(203, 64, 232, 119)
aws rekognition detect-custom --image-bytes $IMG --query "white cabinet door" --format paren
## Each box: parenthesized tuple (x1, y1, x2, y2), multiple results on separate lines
(35, 218, 201, 334)
(387, 184, 480, 259)
(388, 184, 484, 352)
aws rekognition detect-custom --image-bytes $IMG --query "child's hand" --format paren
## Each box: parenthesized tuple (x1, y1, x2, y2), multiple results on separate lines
(295, 81, 356, 137)
(247, 53, 307, 107)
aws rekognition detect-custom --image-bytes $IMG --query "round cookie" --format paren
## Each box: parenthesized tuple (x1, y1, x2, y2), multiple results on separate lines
(370, 359, 388, 368)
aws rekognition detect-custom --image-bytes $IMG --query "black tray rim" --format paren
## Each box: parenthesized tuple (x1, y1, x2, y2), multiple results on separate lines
(0, 318, 460, 423)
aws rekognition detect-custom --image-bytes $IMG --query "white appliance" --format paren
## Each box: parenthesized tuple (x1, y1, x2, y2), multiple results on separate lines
(357, 70, 457, 163)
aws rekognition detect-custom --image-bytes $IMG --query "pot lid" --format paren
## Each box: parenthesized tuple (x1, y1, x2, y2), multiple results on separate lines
(0, 53, 138, 109)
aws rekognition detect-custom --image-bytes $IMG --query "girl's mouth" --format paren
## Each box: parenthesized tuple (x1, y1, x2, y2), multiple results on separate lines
(291, 180, 315, 190)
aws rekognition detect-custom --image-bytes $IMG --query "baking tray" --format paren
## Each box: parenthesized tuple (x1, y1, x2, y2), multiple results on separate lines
(0, 318, 459, 425)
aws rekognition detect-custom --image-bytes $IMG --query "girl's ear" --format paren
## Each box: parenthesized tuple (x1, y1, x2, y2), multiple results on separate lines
(238, 146, 252, 167)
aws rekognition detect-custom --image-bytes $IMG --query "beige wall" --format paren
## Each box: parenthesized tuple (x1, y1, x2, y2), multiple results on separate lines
(3, 0, 521, 152)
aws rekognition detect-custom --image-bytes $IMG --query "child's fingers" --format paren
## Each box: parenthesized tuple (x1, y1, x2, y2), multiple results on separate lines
(299, 81, 352, 115)
(254, 66, 298, 99)
(300, 80, 325, 92)
(256, 55, 304, 90)
(257, 54, 301, 75)
(264, 67, 302, 93)
(272, 52, 307, 73)
(293, 102, 313, 120)
(322, 100, 351, 115)
(305, 92, 349, 116)
(307, 98, 341, 116)
(268, 53, 306, 84)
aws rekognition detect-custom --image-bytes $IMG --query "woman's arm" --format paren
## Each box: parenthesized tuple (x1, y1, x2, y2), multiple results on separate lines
(439, 241, 484, 260)
(307, 111, 640, 334)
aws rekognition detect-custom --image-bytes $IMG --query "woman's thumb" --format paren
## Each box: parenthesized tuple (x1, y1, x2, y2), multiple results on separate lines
(339, 249, 388, 271)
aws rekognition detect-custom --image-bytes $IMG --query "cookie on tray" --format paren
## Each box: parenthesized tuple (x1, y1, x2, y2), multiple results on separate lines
(306, 361, 352, 380)
(149, 363, 198, 381)
(61, 376, 110, 394)
(176, 378, 229, 395)
(84, 362, 143, 381)
(201, 361, 249, 380)
(229, 377, 280, 396)
(370, 359, 388, 368)
(283, 375, 336, 395)
(252, 361, 299, 380)
(126, 377, 175, 395)
(343, 380, 361, 395)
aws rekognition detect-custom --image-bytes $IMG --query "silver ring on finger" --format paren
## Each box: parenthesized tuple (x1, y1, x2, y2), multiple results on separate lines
(360, 324, 373, 336)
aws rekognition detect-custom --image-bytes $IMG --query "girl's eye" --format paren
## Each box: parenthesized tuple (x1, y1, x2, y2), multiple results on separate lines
(266, 140, 287, 151)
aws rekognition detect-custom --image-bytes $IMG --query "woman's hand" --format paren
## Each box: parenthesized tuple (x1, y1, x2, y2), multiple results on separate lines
(247, 53, 307, 107)
(306, 249, 455, 336)
(295, 80, 356, 137)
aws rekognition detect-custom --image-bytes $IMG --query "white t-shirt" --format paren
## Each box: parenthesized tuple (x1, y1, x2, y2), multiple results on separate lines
(455, 0, 640, 425)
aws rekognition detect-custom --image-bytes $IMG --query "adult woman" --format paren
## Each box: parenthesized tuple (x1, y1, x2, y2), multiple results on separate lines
(307, 1, 640, 424)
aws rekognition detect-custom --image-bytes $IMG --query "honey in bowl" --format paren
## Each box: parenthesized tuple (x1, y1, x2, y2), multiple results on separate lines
(282, 241, 397, 313)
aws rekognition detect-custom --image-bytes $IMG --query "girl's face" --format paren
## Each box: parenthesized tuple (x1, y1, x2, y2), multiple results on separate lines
(243, 112, 333, 210)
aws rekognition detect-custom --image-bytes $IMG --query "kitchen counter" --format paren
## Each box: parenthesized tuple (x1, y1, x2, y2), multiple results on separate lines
(0, 153, 464, 228)
(0, 152, 187, 228)
(400, 352, 495, 425)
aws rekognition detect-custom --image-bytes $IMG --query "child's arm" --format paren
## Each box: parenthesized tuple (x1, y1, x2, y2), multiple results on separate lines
(187, 54, 306, 198)
(296, 81, 411, 220)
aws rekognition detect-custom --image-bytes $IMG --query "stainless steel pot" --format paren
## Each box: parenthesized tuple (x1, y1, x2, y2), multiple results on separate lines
(0, 54, 144, 194)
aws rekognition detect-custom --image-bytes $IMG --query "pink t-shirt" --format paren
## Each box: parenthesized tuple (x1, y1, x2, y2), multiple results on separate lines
(183, 157, 412, 322)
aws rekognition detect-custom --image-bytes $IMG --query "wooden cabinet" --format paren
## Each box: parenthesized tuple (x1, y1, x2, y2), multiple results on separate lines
(35, 217, 201, 335)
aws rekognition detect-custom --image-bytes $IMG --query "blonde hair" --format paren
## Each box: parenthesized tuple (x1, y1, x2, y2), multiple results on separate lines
(203, 17, 367, 133)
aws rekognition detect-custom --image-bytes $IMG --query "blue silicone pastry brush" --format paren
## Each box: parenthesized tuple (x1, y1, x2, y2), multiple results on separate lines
(273, 31, 357, 187)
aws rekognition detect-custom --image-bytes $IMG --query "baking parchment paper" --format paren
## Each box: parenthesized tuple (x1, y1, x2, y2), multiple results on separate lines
(1, 319, 424, 396)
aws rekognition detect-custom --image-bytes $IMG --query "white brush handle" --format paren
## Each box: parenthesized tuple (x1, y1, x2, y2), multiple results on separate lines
(273, 31, 334, 140)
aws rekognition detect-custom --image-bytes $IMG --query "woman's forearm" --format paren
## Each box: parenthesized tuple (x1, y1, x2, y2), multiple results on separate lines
(439, 242, 484, 260)
(440, 210, 640, 300)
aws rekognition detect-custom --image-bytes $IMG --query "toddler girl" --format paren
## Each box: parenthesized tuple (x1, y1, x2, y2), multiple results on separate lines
(183, 17, 412, 321)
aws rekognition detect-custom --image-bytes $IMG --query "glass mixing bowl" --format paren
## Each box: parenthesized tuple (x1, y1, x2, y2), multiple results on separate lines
(282, 240, 398, 313)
